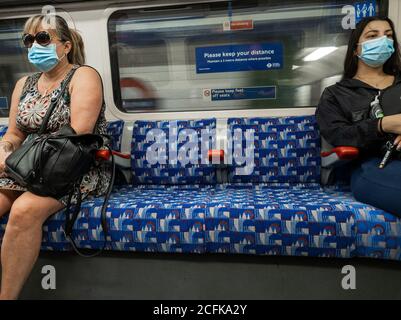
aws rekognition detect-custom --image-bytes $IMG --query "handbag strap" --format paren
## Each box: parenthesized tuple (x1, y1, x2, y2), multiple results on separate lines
(38, 67, 78, 135)
(64, 145, 116, 258)
(56, 65, 112, 257)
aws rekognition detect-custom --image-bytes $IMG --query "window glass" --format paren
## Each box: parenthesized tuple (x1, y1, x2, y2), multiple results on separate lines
(0, 18, 35, 118)
(108, 0, 388, 113)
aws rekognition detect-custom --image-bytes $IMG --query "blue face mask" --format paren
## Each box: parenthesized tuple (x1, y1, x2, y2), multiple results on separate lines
(358, 36, 395, 68)
(28, 43, 65, 72)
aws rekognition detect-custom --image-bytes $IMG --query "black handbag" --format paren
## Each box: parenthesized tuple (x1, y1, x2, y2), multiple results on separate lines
(5, 124, 104, 198)
(5, 67, 115, 257)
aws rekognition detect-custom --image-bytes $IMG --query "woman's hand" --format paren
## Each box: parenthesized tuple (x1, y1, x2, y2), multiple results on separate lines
(394, 135, 401, 151)
(0, 141, 14, 178)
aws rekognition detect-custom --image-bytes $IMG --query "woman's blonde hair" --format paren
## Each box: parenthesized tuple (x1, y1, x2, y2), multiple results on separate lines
(23, 15, 85, 65)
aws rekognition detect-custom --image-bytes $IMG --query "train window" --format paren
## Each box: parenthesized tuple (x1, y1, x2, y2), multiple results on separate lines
(108, 0, 388, 113)
(0, 18, 35, 118)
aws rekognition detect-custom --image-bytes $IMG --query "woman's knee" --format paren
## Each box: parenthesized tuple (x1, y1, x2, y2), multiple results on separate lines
(7, 193, 64, 232)
(0, 189, 23, 217)
(7, 198, 47, 232)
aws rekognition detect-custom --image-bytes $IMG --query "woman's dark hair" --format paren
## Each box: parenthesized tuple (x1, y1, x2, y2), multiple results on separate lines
(343, 16, 401, 79)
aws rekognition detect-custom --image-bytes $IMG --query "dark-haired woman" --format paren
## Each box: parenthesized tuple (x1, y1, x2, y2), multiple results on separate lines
(316, 16, 401, 217)
(0, 15, 110, 299)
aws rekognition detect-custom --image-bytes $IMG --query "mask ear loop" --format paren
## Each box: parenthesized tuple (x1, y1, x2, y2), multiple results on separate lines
(355, 42, 362, 60)
(58, 52, 67, 61)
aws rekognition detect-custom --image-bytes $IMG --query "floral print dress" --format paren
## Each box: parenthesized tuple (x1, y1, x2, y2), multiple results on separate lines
(0, 65, 111, 206)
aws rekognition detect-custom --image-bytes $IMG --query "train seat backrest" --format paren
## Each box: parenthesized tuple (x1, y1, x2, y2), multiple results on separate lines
(1, 115, 322, 185)
(226, 115, 321, 184)
(131, 118, 217, 185)
(106, 120, 124, 152)
(0, 125, 7, 139)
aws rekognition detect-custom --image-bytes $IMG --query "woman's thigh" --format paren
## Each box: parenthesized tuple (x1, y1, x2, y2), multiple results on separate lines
(0, 189, 24, 218)
(8, 191, 65, 226)
(351, 158, 401, 217)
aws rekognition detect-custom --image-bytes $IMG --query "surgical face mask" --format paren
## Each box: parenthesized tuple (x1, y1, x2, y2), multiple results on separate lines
(357, 35, 395, 68)
(28, 42, 65, 72)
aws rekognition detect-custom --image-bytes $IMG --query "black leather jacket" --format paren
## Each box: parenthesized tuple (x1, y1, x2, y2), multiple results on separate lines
(316, 73, 401, 157)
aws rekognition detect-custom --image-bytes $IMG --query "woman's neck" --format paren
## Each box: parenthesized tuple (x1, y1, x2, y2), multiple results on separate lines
(355, 61, 386, 78)
(42, 59, 72, 82)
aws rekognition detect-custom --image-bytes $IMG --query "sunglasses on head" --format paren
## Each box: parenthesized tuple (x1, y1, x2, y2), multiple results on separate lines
(22, 31, 57, 48)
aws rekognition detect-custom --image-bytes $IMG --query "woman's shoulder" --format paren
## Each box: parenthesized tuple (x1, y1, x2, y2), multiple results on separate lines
(74, 65, 101, 77)
(70, 65, 102, 85)
(16, 71, 41, 88)
(318, 81, 353, 110)
(319, 83, 339, 101)
(320, 77, 365, 101)
(15, 72, 41, 98)
(15, 75, 29, 89)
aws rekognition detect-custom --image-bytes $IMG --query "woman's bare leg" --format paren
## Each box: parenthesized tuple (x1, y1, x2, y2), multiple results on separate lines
(0, 189, 23, 218)
(0, 191, 64, 300)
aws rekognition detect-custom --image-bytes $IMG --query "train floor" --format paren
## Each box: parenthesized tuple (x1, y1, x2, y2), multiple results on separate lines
(7, 251, 400, 300)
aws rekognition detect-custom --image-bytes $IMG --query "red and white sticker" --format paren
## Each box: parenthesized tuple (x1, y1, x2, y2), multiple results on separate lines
(223, 20, 253, 31)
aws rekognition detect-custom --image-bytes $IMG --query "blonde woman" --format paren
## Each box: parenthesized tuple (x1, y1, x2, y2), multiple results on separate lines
(0, 15, 110, 299)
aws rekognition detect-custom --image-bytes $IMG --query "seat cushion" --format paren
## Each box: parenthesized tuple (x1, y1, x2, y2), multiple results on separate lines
(1, 184, 400, 260)
(206, 184, 356, 258)
(131, 118, 217, 184)
(227, 116, 321, 184)
(23, 185, 210, 253)
(354, 209, 401, 260)
(205, 184, 401, 260)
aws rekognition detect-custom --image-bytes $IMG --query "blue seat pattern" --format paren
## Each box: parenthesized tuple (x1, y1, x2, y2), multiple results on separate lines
(227, 116, 321, 184)
(1, 116, 401, 261)
(0, 125, 7, 139)
(131, 118, 217, 185)
(205, 184, 356, 257)
(1, 184, 400, 260)
(1, 185, 211, 253)
(354, 210, 401, 260)
(106, 120, 124, 151)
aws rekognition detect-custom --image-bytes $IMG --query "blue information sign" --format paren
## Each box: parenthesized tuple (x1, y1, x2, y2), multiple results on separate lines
(196, 43, 283, 74)
(209, 86, 276, 101)
(0, 97, 8, 109)
(355, 1, 376, 24)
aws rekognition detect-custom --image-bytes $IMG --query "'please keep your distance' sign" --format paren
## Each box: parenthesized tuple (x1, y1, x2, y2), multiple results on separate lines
(195, 43, 283, 74)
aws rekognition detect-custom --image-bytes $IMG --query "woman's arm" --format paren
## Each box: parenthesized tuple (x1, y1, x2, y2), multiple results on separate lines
(2, 76, 29, 149)
(316, 88, 385, 149)
(381, 114, 401, 135)
(0, 76, 29, 175)
(69, 66, 103, 135)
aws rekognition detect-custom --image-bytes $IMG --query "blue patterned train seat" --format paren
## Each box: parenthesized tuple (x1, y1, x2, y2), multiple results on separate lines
(0, 125, 7, 139)
(1, 183, 398, 260)
(1, 185, 211, 253)
(131, 118, 217, 185)
(106, 119, 124, 151)
(0, 116, 401, 261)
(227, 116, 321, 184)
